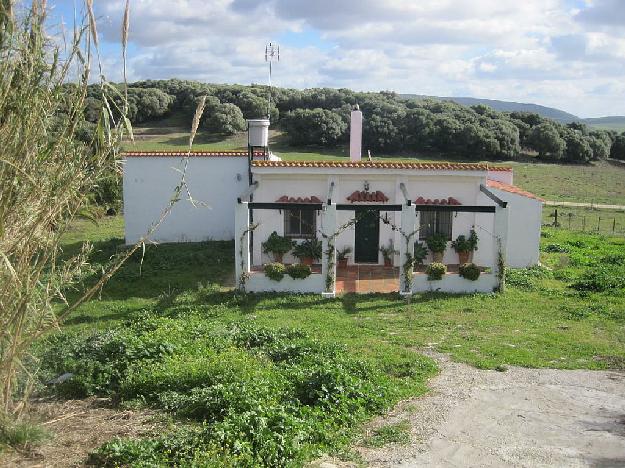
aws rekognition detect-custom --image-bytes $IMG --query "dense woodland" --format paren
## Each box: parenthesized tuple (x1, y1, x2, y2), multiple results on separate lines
(81, 79, 625, 162)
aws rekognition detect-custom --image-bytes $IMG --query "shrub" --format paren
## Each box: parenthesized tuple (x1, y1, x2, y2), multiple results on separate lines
(292, 239, 322, 261)
(601, 254, 625, 266)
(426, 262, 447, 280)
(286, 263, 312, 279)
(506, 266, 553, 290)
(459, 263, 480, 281)
(426, 234, 447, 253)
(261, 232, 294, 260)
(543, 243, 570, 253)
(337, 246, 352, 261)
(570, 267, 625, 292)
(264, 262, 286, 281)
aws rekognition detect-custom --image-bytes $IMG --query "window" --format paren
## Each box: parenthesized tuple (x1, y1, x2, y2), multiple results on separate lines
(419, 211, 453, 240)
(284, 209, 316, 238)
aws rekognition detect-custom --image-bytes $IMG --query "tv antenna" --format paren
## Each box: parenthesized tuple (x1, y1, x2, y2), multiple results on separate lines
(265, 42, 279, 118)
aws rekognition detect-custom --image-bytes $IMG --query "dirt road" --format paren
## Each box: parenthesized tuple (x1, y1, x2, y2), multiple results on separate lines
(356, 353, 625, 467)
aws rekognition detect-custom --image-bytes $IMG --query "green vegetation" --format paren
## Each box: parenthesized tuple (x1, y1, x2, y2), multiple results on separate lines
(426, 262, 447, 280)
(459, 263, 481, 281)
(19, 218, 623, 466)
(104, 80, 624, 163)
(362, 421, 412, 448)
(264, 262, 286, 281)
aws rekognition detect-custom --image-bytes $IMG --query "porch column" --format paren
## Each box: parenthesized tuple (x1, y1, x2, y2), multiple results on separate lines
(492, 204, 509, 289)
(235, 201, 250, 291)
(399, 203, 417, 295)
(321, 202, 337, 298)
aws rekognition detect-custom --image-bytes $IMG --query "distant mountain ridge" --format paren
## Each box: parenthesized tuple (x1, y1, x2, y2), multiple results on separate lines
(399, 94, 625, 129)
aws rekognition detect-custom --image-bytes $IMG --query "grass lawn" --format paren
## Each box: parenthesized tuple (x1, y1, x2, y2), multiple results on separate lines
(30, 215, 625, 466)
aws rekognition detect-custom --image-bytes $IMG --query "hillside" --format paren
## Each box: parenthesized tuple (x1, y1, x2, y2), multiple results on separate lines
(400, 94, 579, 122)
(400, 94, 625, 130)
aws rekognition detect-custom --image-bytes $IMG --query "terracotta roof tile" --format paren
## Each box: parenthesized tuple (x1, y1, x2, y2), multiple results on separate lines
(276, 195, 322, 203)
(415, 196, 462, 206)
(486, 179, 544, 201)
(252, 160, 511, 171)
(346, 190, 389, 203)
(124, 151, 257, 158)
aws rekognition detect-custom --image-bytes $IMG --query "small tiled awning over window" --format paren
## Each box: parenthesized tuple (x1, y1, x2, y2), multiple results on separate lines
(414, 196, 462, 205)
(347, 191, 389, 203)
(275, 195, 322, 203)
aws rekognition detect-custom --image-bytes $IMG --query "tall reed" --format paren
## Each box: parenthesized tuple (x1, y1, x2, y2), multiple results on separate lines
(0, 1, 126, 421)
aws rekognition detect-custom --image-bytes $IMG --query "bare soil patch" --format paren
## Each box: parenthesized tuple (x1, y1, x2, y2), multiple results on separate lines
(353, 352, 625, 467)
(1, 397, 164, 467)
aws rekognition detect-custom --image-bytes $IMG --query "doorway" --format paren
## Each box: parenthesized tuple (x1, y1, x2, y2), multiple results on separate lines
(354, 208, 380, 263)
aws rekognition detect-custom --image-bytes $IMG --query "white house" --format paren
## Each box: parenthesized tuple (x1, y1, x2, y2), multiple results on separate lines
(123, 112, 543, 296)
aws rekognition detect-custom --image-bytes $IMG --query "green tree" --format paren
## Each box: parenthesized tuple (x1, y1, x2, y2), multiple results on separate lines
(610, 133, 625, 161)
(281, 108, 347, 145)
(563, 130, 593, 163)
(528, 122, 566, 160)
(204, 103, 246, 135)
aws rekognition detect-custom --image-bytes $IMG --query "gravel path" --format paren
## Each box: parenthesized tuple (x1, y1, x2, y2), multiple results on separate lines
(354, 352, 625, 467)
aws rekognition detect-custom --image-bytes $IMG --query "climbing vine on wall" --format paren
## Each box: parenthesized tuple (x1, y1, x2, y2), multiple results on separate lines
(238, 222, 259, 292)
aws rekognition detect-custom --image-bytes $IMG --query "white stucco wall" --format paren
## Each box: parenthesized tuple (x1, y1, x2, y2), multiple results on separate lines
(488, 189, 543, 268)
(123, 156, 249, 244)
(250, 169, 496, 268)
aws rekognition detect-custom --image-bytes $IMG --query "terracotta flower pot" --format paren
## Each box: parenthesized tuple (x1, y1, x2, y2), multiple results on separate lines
(432, 251, 444, 263)
(338, 258, 348, 268)
(384, 258, 393, 267)
(302, 257, 314, 266)
(458, 251, 470, 265)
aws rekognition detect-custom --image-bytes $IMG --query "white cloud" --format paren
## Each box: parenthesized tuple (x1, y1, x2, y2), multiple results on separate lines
(89, 0, 625, 117)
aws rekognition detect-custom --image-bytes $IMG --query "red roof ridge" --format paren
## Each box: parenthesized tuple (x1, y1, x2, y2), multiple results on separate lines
(124, 151, 254, 157)
(486, 179, 544, 201)
(252, 160, 510, 171)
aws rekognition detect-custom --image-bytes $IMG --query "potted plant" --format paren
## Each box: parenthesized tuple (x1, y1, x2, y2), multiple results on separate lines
(379, 241, 398, 267)
(451, 230, 478, 264)
(286, 263, 312, 279)
(293, 238, 322, 266)
(413, 241, 428, 265)
(337, 246, 352, 268)
(261, 231, 295, 263)
(459, 263, 481, 281)
(426, 262, 447, 281)
(264, 262, 286, 281)
(426, 234, 447, 263)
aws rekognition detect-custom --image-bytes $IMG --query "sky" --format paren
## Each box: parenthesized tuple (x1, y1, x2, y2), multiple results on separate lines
(45, 0, 625, 118)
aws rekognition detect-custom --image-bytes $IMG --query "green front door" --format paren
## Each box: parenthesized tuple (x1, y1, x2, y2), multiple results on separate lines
(354, 208, 380, 263)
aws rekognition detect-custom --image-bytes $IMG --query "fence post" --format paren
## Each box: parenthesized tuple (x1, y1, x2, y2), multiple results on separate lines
(582, 216, 586, 231)
(613, 218, 617, 233)
(597, 217, 601, 232)
(554, 208, 558, 227)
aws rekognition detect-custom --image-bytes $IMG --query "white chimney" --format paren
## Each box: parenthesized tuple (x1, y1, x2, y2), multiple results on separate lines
(350, 105, 362, 162)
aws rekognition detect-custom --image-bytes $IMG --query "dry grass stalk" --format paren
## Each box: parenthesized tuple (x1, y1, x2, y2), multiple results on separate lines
(0, 0, 206, 428)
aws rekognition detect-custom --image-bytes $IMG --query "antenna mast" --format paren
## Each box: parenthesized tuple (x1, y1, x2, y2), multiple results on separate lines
(265, 42, 279, 118)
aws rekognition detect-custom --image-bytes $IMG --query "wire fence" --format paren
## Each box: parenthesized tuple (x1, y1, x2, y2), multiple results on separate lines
(544, 208, 625, 236)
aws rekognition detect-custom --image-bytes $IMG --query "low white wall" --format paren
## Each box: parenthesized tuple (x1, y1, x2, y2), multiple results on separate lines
(123, 156, 248, 244)
(412, 273, 498, 293)
(246, 272, 325, 293)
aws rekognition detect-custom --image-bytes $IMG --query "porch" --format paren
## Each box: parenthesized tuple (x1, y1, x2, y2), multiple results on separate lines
(236, 196, 509, 297)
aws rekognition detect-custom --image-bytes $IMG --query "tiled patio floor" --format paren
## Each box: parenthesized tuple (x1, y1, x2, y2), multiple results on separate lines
(336, 265, 400, 294)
